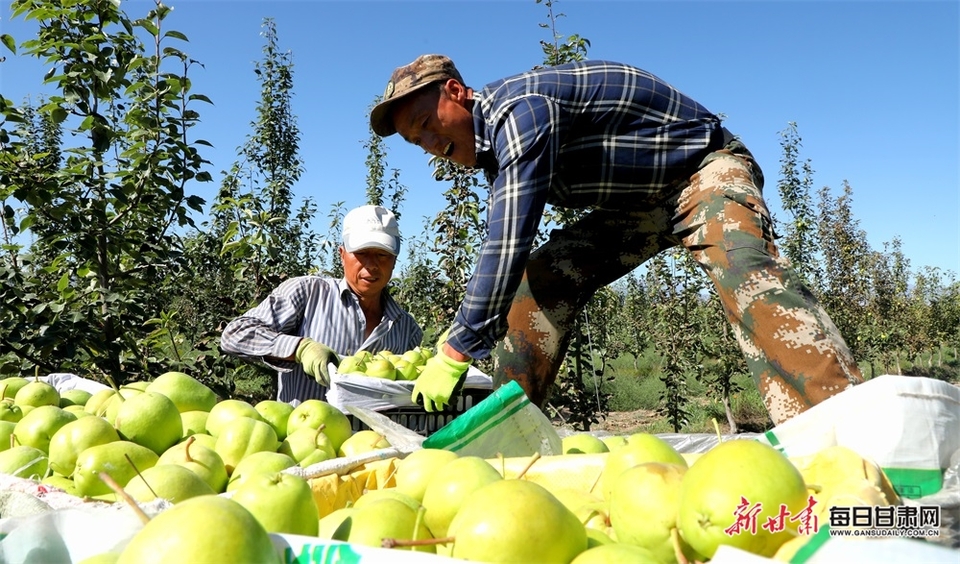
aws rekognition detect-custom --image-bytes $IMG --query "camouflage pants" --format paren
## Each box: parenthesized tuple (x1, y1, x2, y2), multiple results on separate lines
(491, 142, 863, 425)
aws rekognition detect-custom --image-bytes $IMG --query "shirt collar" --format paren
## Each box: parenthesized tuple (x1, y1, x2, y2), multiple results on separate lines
(337, 277, 400, 320)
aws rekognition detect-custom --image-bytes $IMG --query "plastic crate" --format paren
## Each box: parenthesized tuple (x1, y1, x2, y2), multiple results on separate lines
(345, 387, 493, 436)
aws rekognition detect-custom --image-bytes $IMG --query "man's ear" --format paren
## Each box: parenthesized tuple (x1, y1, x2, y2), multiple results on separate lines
(444, 78, 469, 105)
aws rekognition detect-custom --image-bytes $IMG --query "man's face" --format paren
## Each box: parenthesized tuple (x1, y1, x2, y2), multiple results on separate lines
(392, 79, 476, 167)
(340, 247, 396, 299)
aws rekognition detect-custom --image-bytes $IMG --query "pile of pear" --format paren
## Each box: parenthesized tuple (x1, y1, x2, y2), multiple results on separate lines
(336, 346, 435, 381)
(0, 372, 901, 564)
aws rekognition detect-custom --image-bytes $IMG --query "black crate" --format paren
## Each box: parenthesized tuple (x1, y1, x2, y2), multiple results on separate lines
(345, 387, 493, 436)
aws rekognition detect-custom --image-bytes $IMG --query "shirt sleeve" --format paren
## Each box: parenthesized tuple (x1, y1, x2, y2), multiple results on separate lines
(219, 278, 310, 368)
(447, 95, 561, 358)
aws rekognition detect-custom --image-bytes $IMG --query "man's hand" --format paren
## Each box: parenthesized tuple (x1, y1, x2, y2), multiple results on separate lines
(295, 338, 340, 386)
(412, 347, 471, 412)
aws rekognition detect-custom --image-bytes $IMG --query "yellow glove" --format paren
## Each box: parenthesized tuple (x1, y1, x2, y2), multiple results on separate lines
(295, 338, 340, 386)
(412, 348, 470, 412)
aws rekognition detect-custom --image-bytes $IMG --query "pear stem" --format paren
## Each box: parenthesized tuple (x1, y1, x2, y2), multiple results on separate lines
(671, 527, 690, 564)
(588, 468, 603, 494)
(125, 453, 158, 499)
(515, 452, 541, 480)
(100, 472, 151, 526)
(712, 418, 722, 444)
(382, 536, 453, 549)
(183, 435, 196, 463)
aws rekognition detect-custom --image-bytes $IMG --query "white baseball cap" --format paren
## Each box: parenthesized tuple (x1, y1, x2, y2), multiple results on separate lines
(342, 205, 401, 255)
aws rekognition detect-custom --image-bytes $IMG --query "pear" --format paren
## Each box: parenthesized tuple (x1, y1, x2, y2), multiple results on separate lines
(394, 448, 459, 502)
(205, 399, 262, 438)
(146, 372, 217, 413)
(59, 389, 93, 408)
(114, 391, 183, 455)
(14, 380, 60, 408)
(48, 415, 120, 477)
(214, 416, 278, 474)
(180, 410, 208, 437)
(562, 433, 610, 454)
(337, 429, 390, 458)
(12, 405, 77, 453)
(286, 399, 352, 453)
(0, 401, 23, 423)
(421, 455, 502, 538)
(116, 496, 280, 564)
(601, 433, 686, 500)
(0, 377, 30, 401)
(0, 420, 17, 452)
(254, 400, 294, 441)
(83, 389, 117, 417)
(73, 440, 160, 498)
(0, 445, 48, 479)
(157, 435, 228, 493)
(334, 497, 434, 553)
(609, 462, 693, 563)
(231, 472, 319, 536)
(42, 474, 79, 496)
(226, 451, 297, 492)
(278, 425, 336, 468)
(449, 479, 588, 563)
(123, 464, 216, 504)
(317, 507, 356, 539)
(102, 387, 145, 425)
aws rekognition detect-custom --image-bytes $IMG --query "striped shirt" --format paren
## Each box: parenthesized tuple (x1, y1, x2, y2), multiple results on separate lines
(220, 276, 423, 403)
(445, 60, 725, 359)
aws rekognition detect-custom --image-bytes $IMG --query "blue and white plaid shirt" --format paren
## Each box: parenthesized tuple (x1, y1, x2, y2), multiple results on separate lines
(445, 60, 725, 359)
(220, 276, 422, 403)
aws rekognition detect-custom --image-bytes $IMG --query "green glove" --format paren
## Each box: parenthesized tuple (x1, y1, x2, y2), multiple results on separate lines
(412, 348, 471, 412)
(295, 338, 340, 387)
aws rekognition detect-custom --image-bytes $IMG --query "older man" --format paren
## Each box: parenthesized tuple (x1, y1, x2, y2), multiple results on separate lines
(221, 205, 423, 403)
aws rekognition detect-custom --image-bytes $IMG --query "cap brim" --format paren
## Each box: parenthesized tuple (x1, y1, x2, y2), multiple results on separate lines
(343, 232, 399, 256)
(369, 80, 438, 137)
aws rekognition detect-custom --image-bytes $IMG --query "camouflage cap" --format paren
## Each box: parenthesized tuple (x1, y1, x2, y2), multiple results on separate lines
(369, 54, 463, 137)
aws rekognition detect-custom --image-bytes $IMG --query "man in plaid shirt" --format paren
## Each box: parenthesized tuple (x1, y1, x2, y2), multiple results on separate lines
(370, 55, 862, 425)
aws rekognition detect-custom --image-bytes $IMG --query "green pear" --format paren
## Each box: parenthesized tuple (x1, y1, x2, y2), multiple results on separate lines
(336, 356, 365, 375)
(394, 448, 459, 502)
(601, 435, 629, 452)
(286, 399, 352, 453)
(562, 433, 610, 454)
(334, 497, 434, 553)
(12, 405, 77, 453)
(400, 349, 425, 367)
(103, 387, 145, 425)
(0, 401, 23, 423)
(157, 435, 228, 493)
(601, 433, 686, 500)
(123, 464, 216, 504)
(449, 479, 587, 563)
(42, 474, 79, 496)
(73, 440, 160, 498)
(610, 462, 693, 563)
(214, 416, 278, 474)
(186, 432, 217, 451)
(317, 507, 356, 539)
(362, 358, 396, 380)
(254, 400, 294, 441)
(352, 488, 421, 511)
(421, 455, 503, 538)
(571, 544, 660, 564)
(0, 420, 17, 452)
(393, 359, 419, 381)
(48, 415, 120, 477)
(84, 389, 117, 417)
(226, 451, 297, 492)
(180, 410, 208, 437)
(14, 380, 60, 408)
(59, 389, 93, 408)
(677, 439, 808, 559)
(63, 405, 91, 418)
(124, 381, 152, 391)
(337, 429, 390, 458)
(146, 372, 217, 413)
(0, 377, 30, 401)
(205, 399, 262, 438)
(114, 391, 183, 455)
(231, 472, 319, 536)
(277, 426, 335, 468)
(0, 445, 48, 479)
(116, 496, 280, 564)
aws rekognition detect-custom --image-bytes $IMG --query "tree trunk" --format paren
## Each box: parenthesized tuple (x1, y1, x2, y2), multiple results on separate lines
(723, 394, 737, 435)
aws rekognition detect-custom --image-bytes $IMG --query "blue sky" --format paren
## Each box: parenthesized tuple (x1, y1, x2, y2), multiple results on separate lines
(2, 0, 957, 276)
